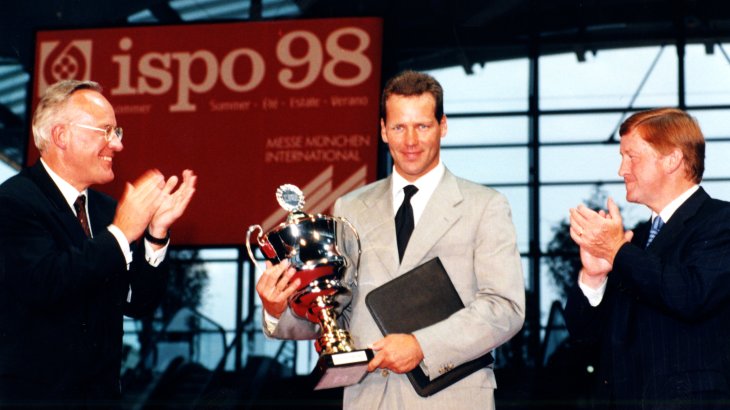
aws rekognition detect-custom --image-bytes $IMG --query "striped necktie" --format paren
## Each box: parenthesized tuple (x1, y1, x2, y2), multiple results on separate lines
(73, 195, 92, 238)
(645, 216, 664, 248)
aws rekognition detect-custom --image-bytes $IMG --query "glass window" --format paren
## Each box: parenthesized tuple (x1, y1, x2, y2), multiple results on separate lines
(540, 112, 635, 142)
(540, 144, 621, 183)
(703, 181, 730, 202)
(705, 141, 730, 180)
(540, 46, 678, 109)
(198, 261, 238, 330)
(430, 60, 529, 113)
(540, 260, 565, 326)
(0, 161, 17, 184)
(689, 109, 730, 139)
(0, 63, 30, 118)
(444, 116, 528, 145)
(685, 43, 730, 106)
(198, 248, 240, 259)
(442, 147, 528, 184)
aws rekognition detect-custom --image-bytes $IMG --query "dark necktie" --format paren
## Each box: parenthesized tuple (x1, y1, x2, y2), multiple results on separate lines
(73, 195, 92, 238)
(395, 185, 419, 262)
(645, 216, 664, 248)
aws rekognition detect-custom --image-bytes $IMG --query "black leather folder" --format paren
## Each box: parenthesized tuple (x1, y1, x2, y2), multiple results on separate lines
(364, 257, 494, 397)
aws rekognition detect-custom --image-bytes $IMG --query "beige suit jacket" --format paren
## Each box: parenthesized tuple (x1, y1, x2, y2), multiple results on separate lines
(268, 169, 525, 409)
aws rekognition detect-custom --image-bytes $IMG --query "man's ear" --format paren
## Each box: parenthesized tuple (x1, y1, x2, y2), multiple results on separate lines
(380, 118, 388, 144)
(663, 148, 683, 174)
(439, 114, 448, 139)
(50, 124, 69, 149)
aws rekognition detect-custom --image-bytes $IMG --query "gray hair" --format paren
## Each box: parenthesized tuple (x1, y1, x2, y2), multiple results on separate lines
(32, 80, 102, 152)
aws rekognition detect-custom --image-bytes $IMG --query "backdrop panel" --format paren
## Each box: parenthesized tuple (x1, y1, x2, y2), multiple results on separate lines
(31, 18, 383, 245)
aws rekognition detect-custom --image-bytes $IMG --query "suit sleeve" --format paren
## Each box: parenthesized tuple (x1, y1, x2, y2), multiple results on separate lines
(564, 281, 605, 347)
(123, 242, 168, 318)
(412, 192, 526, 378)
(0, 192, 131, 308)
(612, 215, 730, 320)
(266, 198, 355, 340)
(266, 309, 320, 340)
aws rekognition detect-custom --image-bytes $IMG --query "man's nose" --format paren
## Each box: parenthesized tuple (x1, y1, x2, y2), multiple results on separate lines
(108, 136, 123, 151)
(404, 128, 418, 145)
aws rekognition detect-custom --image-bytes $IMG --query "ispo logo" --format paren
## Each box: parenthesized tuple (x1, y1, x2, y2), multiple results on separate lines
(37, 39, 93, 96)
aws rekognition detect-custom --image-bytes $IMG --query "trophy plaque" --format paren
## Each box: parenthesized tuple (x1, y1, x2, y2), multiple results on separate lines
(246, 184, 373, 390)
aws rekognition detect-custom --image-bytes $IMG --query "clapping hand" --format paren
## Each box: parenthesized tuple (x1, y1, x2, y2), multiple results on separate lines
(148, 169, 197, 240)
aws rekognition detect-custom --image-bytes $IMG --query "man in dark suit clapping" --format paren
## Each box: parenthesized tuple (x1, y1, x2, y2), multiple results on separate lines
(567, 108, 730, 409)
(0, 80, 196, 408)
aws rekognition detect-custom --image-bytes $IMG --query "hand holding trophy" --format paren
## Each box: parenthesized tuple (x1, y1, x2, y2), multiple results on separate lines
(247, 184, 373, 390)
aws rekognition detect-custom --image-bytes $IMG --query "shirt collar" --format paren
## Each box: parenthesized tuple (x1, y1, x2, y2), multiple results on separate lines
(654, 184, 699, 223)
(40, 158, 88, 211)
(391, 161, 445, 196)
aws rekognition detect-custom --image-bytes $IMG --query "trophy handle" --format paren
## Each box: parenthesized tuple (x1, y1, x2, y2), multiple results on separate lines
(335, 216, 362, 282)
(245, 224, 277, 276)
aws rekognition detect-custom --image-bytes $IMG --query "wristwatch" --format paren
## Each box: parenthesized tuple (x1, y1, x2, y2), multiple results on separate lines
(144, 228, 169, 245)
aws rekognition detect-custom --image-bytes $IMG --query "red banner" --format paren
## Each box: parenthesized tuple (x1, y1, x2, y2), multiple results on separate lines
(31, 18, 383, 245)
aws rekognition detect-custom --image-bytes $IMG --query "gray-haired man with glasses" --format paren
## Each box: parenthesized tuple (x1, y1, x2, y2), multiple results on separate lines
(0, 79, 197, 407)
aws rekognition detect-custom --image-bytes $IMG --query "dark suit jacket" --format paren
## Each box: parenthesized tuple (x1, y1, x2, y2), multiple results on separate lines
(565, 188, 730, 409)
(0, 162, 167, 407)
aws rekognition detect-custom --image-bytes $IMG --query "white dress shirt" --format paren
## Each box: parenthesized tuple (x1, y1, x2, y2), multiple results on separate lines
(391, 161, 445, 226)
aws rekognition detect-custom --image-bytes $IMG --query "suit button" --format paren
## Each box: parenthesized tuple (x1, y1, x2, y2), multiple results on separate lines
(381, 369, 389, 377)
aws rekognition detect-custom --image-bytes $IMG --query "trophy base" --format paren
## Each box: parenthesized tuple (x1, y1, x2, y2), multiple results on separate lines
(312, 349, 374, 390)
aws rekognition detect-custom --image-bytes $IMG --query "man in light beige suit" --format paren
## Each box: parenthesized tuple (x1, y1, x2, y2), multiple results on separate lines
(257, 70, 525, 409)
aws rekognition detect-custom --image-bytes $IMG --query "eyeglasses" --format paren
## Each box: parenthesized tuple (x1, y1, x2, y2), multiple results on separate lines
(72, 123, 123, 143)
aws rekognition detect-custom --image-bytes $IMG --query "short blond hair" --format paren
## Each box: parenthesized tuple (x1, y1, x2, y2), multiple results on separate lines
(380, 70, 444, 122)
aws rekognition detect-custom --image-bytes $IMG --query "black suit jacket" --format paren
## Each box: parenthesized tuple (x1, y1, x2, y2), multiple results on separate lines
(0, 162, 167, 406)
(565, 188, 730, 409)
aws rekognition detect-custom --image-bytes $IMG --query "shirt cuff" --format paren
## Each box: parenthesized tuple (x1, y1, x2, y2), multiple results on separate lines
(263, 310, 280, 334)
(144, 238, 168, 267)
(107, 225, 133, 269)
(578, 271, 608, 307)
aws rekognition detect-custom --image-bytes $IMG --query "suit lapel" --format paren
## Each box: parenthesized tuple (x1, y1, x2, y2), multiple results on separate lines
(86, 190, 114, 238)
(351, 178, 400, 278)
(399, 170, 462, 273)
(27, 162, 89, 246)
(646, 188, 709, 253)
(632, 221, 651, 248)
(350, 170, 464, 278)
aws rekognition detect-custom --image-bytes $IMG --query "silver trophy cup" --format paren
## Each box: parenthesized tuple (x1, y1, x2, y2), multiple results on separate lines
(246, 184, 373, 390)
